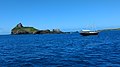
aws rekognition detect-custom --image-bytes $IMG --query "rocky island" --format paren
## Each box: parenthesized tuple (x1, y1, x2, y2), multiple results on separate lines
(11, 23, 64, 35)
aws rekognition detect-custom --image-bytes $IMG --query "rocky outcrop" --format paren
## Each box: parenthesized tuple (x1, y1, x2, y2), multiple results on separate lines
(11, 23, 64, 35)
(11, 23, 39, 34)
(51, 29, 63, 34)
(16, 23, 23, 28)
(33, 29, 51, 34)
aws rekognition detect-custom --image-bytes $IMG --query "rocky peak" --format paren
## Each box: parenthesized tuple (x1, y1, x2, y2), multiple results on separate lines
(52, 29, 61, 32)
(16, 23, 23, 28)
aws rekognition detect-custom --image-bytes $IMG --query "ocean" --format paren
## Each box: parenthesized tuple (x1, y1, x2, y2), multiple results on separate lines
(0, 30, 120, 67)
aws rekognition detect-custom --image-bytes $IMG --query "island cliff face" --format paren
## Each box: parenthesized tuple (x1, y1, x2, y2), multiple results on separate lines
(11, 23, 39, 34)
(11, 23, 63, 35)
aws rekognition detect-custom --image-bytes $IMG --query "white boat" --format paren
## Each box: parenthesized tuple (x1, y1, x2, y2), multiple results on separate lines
(80, 30, 99, 36)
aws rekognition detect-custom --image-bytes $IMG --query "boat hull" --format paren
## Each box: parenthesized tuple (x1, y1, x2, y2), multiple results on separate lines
(80, 32, 99, 36)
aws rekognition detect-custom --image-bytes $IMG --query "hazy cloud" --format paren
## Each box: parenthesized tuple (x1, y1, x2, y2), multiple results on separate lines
(0, 28, 9, 35)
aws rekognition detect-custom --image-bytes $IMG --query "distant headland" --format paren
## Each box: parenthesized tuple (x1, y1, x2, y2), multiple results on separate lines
(11, 23, 68, 35)
(99, 28, 120, 31)
(11, 23, 120, 35)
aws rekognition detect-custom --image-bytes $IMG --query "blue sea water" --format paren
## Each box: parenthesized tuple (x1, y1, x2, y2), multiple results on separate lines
(0, 30, 120, 67)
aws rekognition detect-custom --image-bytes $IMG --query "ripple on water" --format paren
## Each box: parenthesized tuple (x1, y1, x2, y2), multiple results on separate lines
(0, 32, 120, 66)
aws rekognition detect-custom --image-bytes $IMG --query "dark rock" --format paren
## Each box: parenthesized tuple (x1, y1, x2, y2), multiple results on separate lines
(34, 29, 51, 34)
(52, 29, 63, 34)
(16, 23, 23, 28)
(11, 29, 29, 34)
(40, 29, 51, 34)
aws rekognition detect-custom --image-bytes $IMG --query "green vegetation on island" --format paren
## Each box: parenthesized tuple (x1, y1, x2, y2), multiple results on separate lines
(11, 23, 64, 34)
(11, 23, 39, 34)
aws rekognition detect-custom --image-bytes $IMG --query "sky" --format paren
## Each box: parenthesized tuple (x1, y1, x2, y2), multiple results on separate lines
(0, 0, 120, 34)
